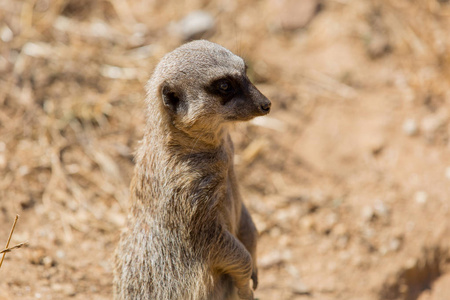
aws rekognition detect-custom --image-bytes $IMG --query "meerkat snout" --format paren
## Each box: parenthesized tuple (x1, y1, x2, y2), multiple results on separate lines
(260, 99, 271, 113)
(241, 78, 271, 116)
(254, 90, 271, 114)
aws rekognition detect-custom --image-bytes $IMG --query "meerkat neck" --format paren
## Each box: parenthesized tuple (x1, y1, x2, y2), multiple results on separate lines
(170, 127, 228, 152)
(146, 105, 228, 151)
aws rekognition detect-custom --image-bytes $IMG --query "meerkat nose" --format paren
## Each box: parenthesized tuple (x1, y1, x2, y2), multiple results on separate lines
(260, 101, 271, 113)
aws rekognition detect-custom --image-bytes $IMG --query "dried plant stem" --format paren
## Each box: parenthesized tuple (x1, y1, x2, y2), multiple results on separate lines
(0, 215, 19, 269)
(0, 242, 27, 255)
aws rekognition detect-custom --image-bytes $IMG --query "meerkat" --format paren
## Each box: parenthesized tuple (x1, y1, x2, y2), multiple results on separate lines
(114, 40, 271, 300)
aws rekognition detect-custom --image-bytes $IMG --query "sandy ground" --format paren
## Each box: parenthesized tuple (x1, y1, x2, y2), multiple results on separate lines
(1, 0, 450, 299)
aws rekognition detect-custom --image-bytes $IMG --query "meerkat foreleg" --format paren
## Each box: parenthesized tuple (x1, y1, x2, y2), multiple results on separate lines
(237, 204, 258, 290)
(211, 229, 254, 300)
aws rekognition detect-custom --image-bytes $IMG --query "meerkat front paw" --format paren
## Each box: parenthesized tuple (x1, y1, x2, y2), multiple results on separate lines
(237, 286, 254, 300)
(251, 268, 258, 290)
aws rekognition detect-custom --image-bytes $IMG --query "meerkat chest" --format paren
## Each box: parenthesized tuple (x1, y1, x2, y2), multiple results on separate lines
(215, 173, 240, 235)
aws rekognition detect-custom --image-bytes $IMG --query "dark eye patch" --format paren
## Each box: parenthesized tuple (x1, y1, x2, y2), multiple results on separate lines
(205, 75, 243, 104)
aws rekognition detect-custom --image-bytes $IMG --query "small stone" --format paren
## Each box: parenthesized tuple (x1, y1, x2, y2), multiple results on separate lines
(325, 213, 338, 228)
(174, 11, 215, 41)
(18, 165, 30, 176)
(336, 235, 349, 248)
(28, 248, 46, 265)
(56, 250, 66, 259)
(42, 256, 56, 268)
(414, 191, 428, 204)
(389, 237, 402, 252)
(367, 33, 391, 59)
(445, 166, 450, 180)
(316, 212, 338, 234)
(374, 200, 389, 218)
(51, 283, 76, 296)
(421, 110, 448, 138)
(404, 258, 417, 270)
(402, 119, 418, 136)
(362, 227, 375, 239)
(1, 25, 13, 42)
(361, 206, 375, 222)
(259, 250, 291, 268)
(421, 116, 440, 134)
(286, 265, 300, 277)
(269, 226, 282, 237)
(273, 0, 321, 31)
(291, 281, 311, 295)
(301, 215, 315, 231)
(0, 153, 6, 169)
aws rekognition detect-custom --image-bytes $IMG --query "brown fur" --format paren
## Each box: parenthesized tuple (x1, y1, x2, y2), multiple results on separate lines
(114, 40, 271, 300)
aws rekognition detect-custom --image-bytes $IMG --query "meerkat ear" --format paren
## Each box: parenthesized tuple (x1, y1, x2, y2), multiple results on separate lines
(161, 83, 184, 114)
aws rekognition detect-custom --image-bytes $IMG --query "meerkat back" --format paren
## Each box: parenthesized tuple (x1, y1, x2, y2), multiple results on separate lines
(114, 40, 271, 300)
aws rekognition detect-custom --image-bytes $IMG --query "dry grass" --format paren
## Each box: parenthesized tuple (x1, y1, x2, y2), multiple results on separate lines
(0, 242, 27, 256)
(0, 215, 26, 268)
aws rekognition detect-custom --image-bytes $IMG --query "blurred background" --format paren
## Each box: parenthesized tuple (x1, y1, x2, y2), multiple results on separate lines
(1, 0, 450, 299)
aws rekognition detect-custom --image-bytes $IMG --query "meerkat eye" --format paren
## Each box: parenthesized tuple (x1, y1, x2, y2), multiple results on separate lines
(219, 81, 230, 91)
(217, 80, 233, 94)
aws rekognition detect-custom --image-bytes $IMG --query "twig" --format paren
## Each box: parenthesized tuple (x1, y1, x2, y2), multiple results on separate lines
(0, 242, 27, 254)
(0, 215, 19, 268)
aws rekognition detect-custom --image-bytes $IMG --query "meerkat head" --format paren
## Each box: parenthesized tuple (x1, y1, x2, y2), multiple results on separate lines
(147, 40, 271, 141)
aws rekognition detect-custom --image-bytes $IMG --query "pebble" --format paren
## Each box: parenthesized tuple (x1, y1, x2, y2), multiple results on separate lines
(362, 227, 375, 239)
(259, 250, 291, 268)
(1, 25, 13, 42)
(414, 191, 428, 204)
(269, 226, 282, 237)
(421, 116, 440, 135)
(285, 265, 300, 277)
(42, 256, 56, 268)
(291, 281, 311, 295)
(336, 235, 349, 249)
(445, 166, 450, 180)
(315, 212, 338, 234)
(367, 33, 391, 59)
(56, 250, 66, 259)
(174, 11, 215, 41)
(389, 237, 402, 252)
(361, 201, 389, 223)
(374, 200, 389, 218)
(301, 215, 315, 231)
(421, 109, 448, 137)
(325, 213, 338, 228)
(361, 205, 375, 222)
(273, 0, 320, 31)
(28, 248, 46, 265)
(51, 283, 76, 296)
(402, 118, 418, 136)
